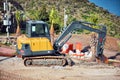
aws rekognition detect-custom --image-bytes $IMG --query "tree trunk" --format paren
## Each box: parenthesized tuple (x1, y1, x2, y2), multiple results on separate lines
(50, 23, 54, 45)
(16, 25, 21, 37)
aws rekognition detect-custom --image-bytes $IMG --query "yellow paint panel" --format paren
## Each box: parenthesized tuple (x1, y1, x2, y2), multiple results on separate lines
(30, 38, 53, 51)
(17, 35, 53, 52)
(30, 38, 40, 51)
(17, 35, 30, 49)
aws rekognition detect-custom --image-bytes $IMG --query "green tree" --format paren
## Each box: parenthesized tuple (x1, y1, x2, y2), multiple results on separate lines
(39, 5, 49, 22)
(25, 5, 49, 21)
(67, 15, 76, 25)
(27, 10, 40, 20)
(15, 10, 23, 36)
(82, 12, 101, 34)
(49, 7, 59, 24)
(86, 12, 100, 28)
(49, 7, 61, 33)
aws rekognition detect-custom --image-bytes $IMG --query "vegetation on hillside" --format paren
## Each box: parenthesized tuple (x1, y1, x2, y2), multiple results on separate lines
(0, 0, 120, 38)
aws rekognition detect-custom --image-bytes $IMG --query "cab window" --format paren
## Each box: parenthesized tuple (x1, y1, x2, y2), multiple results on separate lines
(31, 23, 49, 37)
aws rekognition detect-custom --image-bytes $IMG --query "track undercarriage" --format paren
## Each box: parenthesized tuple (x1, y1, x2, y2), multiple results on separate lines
(23, 56, 72, 67)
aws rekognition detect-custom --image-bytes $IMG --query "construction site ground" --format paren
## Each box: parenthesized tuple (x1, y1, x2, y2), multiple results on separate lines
(0, 34, 120, 80)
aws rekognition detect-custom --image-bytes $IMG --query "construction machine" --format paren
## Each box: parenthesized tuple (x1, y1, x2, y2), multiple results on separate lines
(16, 20, 107, 66)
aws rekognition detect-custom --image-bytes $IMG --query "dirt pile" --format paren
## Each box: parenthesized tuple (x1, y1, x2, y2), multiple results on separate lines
(64, 34, 120, 51)
(0, 47, 16, 57)
(105, 36, 120, 51)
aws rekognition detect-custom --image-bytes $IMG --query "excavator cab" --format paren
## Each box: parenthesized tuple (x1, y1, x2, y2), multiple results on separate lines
(25, 21, 50, 38)
(16, 20, 55, 58)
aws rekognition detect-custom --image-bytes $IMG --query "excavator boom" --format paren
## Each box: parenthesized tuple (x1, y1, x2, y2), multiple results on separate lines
(54, 21, 107, 61)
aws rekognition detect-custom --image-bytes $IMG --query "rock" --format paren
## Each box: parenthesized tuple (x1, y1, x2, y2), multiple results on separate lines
(0, 47, 16, 57)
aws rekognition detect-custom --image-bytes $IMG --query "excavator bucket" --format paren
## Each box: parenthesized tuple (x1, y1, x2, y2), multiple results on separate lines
(96, 54, 108, 64)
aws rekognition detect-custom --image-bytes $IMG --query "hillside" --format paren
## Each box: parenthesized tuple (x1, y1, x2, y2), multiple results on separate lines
(0, 0, 120, 38)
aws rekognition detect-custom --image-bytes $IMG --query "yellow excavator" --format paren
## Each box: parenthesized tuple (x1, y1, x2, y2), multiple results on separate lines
(16, 20, 107, 66)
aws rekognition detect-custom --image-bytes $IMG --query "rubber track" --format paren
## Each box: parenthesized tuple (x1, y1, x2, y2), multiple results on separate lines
(24, 56, 66, 59)
(24, 56, 67, 66)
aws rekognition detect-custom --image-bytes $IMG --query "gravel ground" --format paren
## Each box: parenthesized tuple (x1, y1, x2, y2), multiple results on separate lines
(0, 56, 120, 80)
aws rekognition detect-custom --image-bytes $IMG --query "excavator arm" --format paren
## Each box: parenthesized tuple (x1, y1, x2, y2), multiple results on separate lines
(54, 21, 107, 61)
